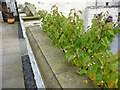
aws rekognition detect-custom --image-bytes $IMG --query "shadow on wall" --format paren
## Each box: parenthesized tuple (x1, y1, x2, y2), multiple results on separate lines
(109, 33, 120, 55)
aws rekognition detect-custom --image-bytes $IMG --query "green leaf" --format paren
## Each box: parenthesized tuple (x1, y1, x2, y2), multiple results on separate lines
(82, 56, 89, 65)
(105, 37, 109, 44)
(87, 64, 98, 77)
(107, 30, 115, 37)
(110, 65, 116, 71)
(99, 59, 104, 66)
(77, 69, 87, 75)
(78, 10, 82, 14)
(64, 45, 73, 50)
(91, 64, 98, 75)
(88, 49, 92, 53)
(87, 26, 90, 29)
(108, 73, 118, 82)
(96, 71, 103, 82)
(50, 40, 53, 43)
(107, 23, 113, 29)
(67, 55, 76, 62)
(70, 9, 74, 12)
(105, 64, 110, 73)
(100, 21, 105, 25)
(103, 74, 110, 82)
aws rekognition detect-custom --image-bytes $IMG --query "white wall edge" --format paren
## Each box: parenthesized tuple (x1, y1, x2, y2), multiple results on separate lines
(19, 16, 45, 88)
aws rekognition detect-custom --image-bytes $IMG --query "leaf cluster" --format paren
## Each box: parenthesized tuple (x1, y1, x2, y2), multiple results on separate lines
(40, 5, 119, 88)
(24, 2, 31, 5)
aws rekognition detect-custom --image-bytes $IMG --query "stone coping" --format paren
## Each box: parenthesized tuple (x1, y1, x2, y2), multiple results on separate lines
(26, 26, 98, 88)
(25, 4, 37, 16)
(21, 16, 39, 20)
(18, 10, 25, 13)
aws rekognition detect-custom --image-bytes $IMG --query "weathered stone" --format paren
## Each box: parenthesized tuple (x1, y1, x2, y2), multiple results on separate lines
(29, 26, 50, 46)
(21, 16, 39, 20)
(26, 28, 61, 88)
(19, 4, 25, 11)
(18, 10, 24, 13)
(24, 6, 32, 16)
(24, 4, 37, 16)
(56, 69, 97, 88)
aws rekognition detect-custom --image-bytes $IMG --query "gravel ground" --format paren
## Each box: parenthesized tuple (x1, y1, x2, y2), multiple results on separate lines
(22, 55, 37, 88)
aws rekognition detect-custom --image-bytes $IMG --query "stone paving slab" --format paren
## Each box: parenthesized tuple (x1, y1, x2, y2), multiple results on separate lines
(2, 54, 21, 66)
(3, 46, 20, 55)
(2, 63, 23, 80)
(26, 26, 98, 88)
(0, 56, 2, 65)
(0, 49, 2, 56)
(19, 39, 28, 55)
(2, 22, 25, 88)
(0, 63, 2, 90)
(2, 77, 24, 88)
(56, 69, 96, 88)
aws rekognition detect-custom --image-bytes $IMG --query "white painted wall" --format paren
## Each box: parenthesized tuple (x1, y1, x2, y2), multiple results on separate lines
(16, 0, 119, 30)
(84, 0, 119, 30)
(86, 0, 119, 7)
(16, 0, 87, 18)
(84, 7, 118, 30)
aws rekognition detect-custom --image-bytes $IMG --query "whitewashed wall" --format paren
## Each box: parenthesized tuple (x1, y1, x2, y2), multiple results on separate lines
(84, 7, 118, 30)
(16, 0, 87, 18)
(86, 0, 119, 7)
(16, 0, 119, 30)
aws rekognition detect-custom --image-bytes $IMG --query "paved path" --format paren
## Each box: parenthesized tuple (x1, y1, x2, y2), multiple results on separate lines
(1, 22, 27, 88)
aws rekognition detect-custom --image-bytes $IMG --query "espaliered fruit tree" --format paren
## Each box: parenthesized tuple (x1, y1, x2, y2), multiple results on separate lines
(37, 5, 120, 88)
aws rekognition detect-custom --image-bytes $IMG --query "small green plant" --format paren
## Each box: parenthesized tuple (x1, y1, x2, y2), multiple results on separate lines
(24, 2, 31, 5)
(37, 10, 48, 22)
(40, 5, 120, 88)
